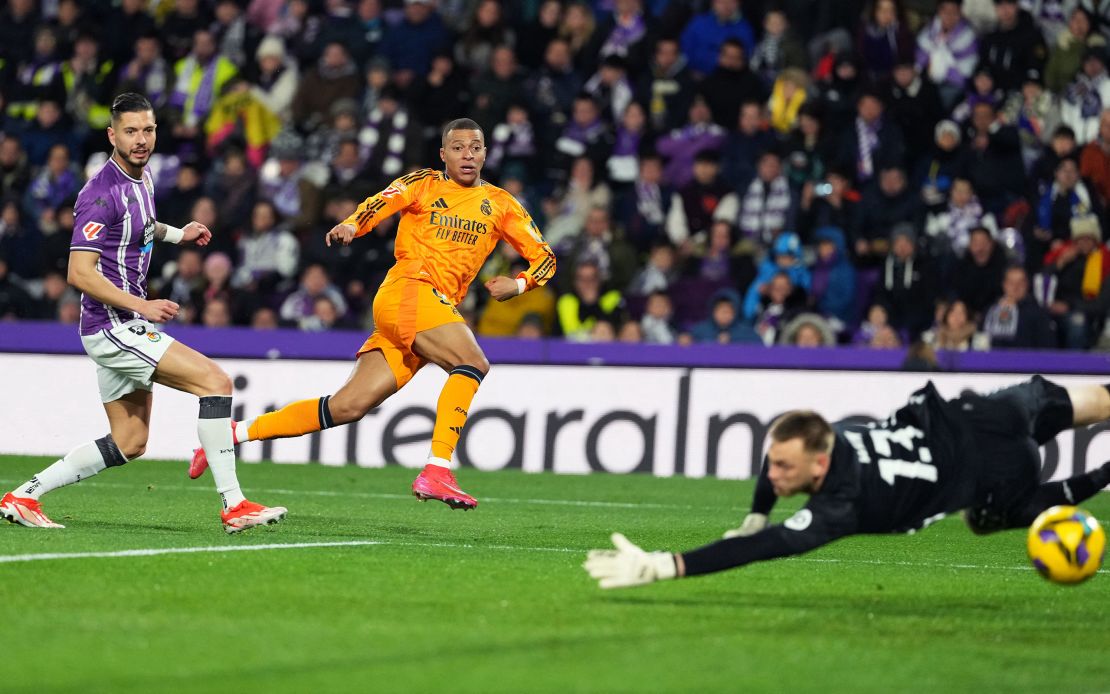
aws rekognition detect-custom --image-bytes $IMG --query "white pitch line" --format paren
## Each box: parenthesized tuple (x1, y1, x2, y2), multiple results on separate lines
(0, 540, 383, 563)
(1, 538, 1093, 575)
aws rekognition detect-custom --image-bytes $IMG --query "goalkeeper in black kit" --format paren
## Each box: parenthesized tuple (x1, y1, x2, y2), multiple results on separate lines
(585, 377, 1110, 588)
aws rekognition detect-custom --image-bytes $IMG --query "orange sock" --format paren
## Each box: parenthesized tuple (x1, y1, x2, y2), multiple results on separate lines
(247, 396, 336, 441)
(430, 366, 483, 460)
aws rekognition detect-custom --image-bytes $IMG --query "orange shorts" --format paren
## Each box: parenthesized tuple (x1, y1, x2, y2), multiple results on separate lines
(356, 277, 465, 388)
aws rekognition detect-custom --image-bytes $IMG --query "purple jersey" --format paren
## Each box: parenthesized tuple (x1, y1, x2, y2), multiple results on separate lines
(70, 158, 158, 336)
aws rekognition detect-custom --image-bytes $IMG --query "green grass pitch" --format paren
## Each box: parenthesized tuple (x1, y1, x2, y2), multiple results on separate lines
(1, 455, 1108, 693)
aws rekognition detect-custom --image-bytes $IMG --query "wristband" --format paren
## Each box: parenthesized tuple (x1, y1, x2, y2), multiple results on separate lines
(515, 277, 527, 295)
(162, 225, 184, 244)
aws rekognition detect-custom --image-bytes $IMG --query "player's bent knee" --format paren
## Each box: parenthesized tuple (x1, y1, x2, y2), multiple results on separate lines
(204, 364, 233, 395)
(328, 396, 372, 425)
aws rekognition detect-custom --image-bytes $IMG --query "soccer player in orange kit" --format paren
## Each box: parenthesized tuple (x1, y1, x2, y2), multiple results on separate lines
(190, 118, 556, 508)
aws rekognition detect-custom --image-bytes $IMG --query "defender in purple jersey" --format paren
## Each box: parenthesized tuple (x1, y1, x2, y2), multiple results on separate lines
(584, 377, 1110, 588)
(0, 93, 286, 534)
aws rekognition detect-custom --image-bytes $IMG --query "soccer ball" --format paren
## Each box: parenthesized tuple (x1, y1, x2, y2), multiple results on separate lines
(1026, 505, 1105, 585)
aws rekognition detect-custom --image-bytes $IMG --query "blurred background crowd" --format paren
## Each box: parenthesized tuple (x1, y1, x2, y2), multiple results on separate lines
(2, 0, 1110, 353)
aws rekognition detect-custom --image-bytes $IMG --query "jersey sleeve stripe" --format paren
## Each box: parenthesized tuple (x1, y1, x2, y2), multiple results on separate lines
(70, 246, 104, 254)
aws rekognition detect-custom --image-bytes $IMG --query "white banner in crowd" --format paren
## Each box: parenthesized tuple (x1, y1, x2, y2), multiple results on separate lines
(4, 354, 1110, 481)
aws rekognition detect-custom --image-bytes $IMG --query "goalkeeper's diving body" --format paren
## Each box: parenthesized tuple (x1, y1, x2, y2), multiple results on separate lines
(585, 377, 1110, 588)
(190, 118, 556, 509)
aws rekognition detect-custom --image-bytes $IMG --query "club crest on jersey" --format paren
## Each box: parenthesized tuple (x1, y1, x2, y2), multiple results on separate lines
(481, 199, 492, 216)
(82, 222, 106, 240)
(146, 331, 162, 342)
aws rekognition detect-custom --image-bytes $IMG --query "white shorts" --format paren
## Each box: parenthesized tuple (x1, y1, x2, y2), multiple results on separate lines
(80, 319, 176, 403)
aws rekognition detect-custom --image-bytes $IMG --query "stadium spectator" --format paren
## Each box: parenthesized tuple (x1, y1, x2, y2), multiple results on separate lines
(557, 259, 624, 341)
(737, 150, 792, 246)
(855, 165, 922, 268)
(750, 9, 806, 88)
(0, 198, 40, 280)
(853, 302, 895, 345)
(516, 0, 562, 70)
(0, 137, 30, 201)
(248, 36, 299, 123)
(838, 89, 905, 187)
(922, 298, 991, 351)
(233, 200, 299, 295)
(1079, 108, 1110, 206)
(1031, 125, 1079, 200)
(951, 226, 1009, 316)
(813, 53, 862, 134)
(550, 94, 613, 185)
(158, 246, 205, 311)
(782, 102, 833, 194)
(915, 0, 978, 108)
(202, 296, 233, 328)
(118, 33, 171, 112)
(627, 241, 679, 297)
(767, 68, 809, 135)
(23, 144, 80, 227)
(855, 0, 914, 81)
(470, 45, 527, 134)
(867, 323, 904, 348)
(1045, 7, 1104, 94)
(639, 290, 677, 344)
(1001, 69, 1059, 170)
(527, 37, 583, 141)
(924, 177, 996, 258)
(874, 223, 939, 337)
(560, 206, 637, 293)
(808, 226, 857, 329)
(798, 168, 861, 243)
(7, 27, 64, 126)
(486, 103, 539, 184)
(614, 154, 673, 253)
(251, 306, 279, 330)
(0, 252, 35, 318)
(983, 264, 1058, 348)
(1044, 213, 1110, 347)
(291, 41, 360, 132)
(699, 38, 766, 131)
(680, 0, 756, 77)
(280, 263, 348, 326)
(379, 0, 450, 89)
(20, 100, 79, 169)
(618, 317, 644, 342)
(359, 87, 423, 185)
(595, 0, 657, 79)
(34, 269, 78, 321)
(658, 96, 730, 187)
(544, 157, 612, 250)
(685, 220, 756, 290)
(1036, 156, 1098, 253)
(778, 312, 837, 347)
(169, 29, 238, 146)
(751, 271, 808, 343)
(636, 37, 696, 133)
(685, 287, 762, 344)
(1065, 48, 1110, 148)
(743, 231, 811, 321)
(160, 0, 210, 63)
(585, 55, 635, 127)
(0, 0, 38, 70)
(667, 150, 737, 248)
(965, 101, 1027, 214)
(559, 2, 601, 77)
(204, 149, 257, 242)
(720, 101, 777, 194)
(885, 58, 944, 165)
(950, 65, 1004, 126)
(453, 0, 515, 76)
(978, 0, 1049, 93)
(212, 0, 261, 68)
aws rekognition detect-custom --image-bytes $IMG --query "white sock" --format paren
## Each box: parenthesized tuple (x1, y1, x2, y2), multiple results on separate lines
(198, 396, 246, 509)
(426, 456, 452, 469)
(14, 437, 122, 499)
(234, 420, 252, 444)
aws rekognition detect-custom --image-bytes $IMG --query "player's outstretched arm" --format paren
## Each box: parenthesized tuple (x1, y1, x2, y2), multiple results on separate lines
(585, 504, 855, 589)
(155, 221, 211, 246)
(332, 172, 427, 247)
(67, 250, 178, 322)
(723, 459, 777, 538)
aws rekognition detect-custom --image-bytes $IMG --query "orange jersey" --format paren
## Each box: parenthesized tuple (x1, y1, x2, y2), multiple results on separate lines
(342, 168, 556, 305)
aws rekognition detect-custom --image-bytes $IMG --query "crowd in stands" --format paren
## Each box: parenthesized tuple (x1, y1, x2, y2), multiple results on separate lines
(4, 0, 1110, 353)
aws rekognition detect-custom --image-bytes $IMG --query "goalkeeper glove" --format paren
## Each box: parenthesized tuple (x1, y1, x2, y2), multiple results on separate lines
(583, 533, 678, 589)
(723, 512, 768, 539)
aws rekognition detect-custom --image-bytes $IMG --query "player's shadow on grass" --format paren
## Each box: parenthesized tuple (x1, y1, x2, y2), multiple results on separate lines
(602, 592, 1008, 616)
